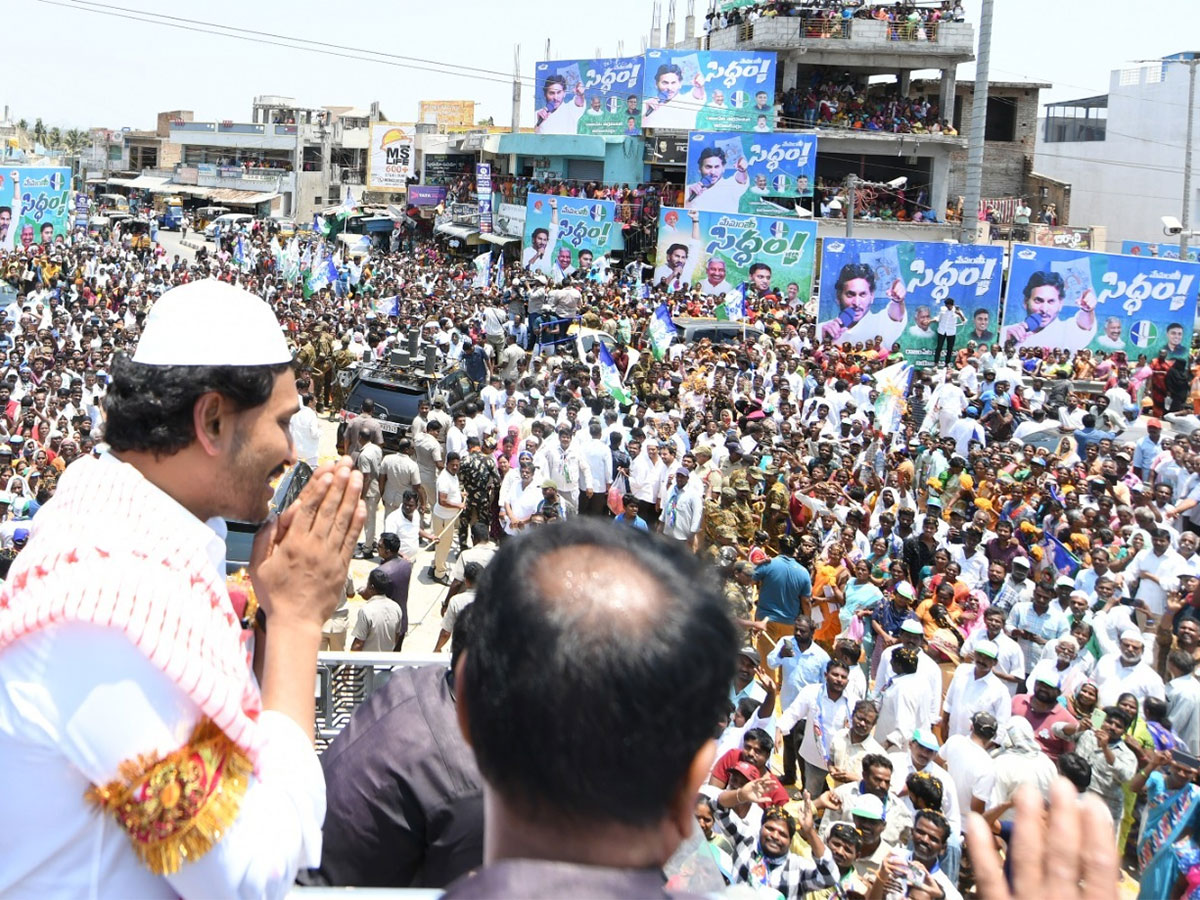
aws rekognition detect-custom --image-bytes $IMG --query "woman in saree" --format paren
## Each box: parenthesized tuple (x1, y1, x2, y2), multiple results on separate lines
(812, 541, 850, 648)
(837, 557, 883, 662)
(1132, 751, 1200, 900)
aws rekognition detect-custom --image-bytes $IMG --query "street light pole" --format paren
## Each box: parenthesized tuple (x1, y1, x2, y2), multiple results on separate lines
(845, 174, 857, 237)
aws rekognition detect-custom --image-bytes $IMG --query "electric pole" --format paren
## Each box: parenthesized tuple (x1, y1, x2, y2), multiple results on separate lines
(960, 0, 994, 244)
(1181, 58, 1197, 258)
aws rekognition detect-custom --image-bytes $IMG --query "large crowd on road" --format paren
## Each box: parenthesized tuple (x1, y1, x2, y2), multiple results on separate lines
(0, 210, 1198, 900)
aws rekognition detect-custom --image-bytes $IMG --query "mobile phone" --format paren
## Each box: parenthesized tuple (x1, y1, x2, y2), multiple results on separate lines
(1171, 749, 1200, 769)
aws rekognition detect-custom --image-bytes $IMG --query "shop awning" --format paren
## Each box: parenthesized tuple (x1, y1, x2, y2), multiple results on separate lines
(435, 222, 477, 240)
(479, 232, 519, 246)
(125, 174, 172, 190)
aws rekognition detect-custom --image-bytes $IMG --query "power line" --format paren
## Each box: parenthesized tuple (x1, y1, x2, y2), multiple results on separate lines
(64, 0, 522, 82)
(33, 0, 521, 87)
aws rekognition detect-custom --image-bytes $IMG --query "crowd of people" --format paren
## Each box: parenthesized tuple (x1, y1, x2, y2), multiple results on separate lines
(778, 71, 951, 136)
(2, 206, 1199, 899)
(705, 1, 966, 41)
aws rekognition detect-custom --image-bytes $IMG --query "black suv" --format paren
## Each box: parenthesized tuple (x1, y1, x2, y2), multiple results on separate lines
(337, 364, 478, 453)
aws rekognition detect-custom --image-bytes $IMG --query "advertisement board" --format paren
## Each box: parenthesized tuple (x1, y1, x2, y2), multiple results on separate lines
(1027, 224, 1094, 250)
(418, 100, 476, 128)
(495, 200, 527, 239)
(684, 131, 816, 216)
(817, 239, 1005, 366)
(641, 49, 776, 132)
(423, 154, 474, 185)
(1002, 244, 1200, 359)
(367, 123, 414, 191)
(476, 163, 493, 234)
(534, 56, 645, 136)
(1122, 240, 1200, 262)
(653, 206, 817, 302)
(407, 186, 447, 207)
(522, 192, 621, 281)
(0, 167, 71, 250)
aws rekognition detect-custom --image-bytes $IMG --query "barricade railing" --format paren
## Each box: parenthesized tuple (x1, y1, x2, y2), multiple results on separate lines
(315, 650, 449, 753)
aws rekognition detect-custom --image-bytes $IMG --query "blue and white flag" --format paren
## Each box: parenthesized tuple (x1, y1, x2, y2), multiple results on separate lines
(473, 251, 491, 288)
(1041, 533, 1081, 576)
(598, 342, 630, 406)
(872, 360, 914, 434)
(716, 284, 746, 321)
(648, 304, 678, 360)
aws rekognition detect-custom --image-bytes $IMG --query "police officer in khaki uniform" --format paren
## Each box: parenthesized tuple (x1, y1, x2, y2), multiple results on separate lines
(703, 486, 739, 548)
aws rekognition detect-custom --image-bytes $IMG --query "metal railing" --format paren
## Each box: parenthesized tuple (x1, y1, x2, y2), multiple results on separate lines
(315, 650, 450, 752)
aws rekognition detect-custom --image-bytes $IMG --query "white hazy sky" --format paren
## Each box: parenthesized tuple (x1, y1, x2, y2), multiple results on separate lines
(8, 0, 1197, 130)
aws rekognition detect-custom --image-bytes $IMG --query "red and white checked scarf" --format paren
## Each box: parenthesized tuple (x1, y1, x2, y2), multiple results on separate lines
(0, 455, 263, 762)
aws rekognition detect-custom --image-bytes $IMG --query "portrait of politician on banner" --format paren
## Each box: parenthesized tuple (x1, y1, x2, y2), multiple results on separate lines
(685, 131, 816, 217)
(1002, 244, 1200, 359)
(817, 239, 1005, 366)
(640, 50, 776, 132)
(522, 192, 621, 285)
(653, 206, 816, 302)
(534, 57, 644, 136)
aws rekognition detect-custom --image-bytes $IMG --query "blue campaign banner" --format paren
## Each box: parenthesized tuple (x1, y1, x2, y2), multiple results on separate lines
(1122, 240, 1199, 263)
(521, 192, 621, 282)
(0, 166, 71, 251)
(641, 49, 776, 132)
(684, 131, 816, 217)
(534, 57, 645, 136)
(1003, 244, 1200, 359)
(817, 239, 1005, 366)
(653, 207, 817, 304)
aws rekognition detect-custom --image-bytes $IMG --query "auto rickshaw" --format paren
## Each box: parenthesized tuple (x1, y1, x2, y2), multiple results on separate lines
(125, 216, 154, 256)
(192, 206, 231, 231)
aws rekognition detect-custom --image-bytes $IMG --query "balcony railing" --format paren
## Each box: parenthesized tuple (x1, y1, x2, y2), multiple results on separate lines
(703, 16, 972, 54)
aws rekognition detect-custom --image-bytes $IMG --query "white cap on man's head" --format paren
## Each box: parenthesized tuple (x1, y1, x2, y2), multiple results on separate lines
(132, 280, 292, 366)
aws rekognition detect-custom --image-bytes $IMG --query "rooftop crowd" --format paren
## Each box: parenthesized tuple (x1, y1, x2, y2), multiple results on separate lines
(1, 209, 1197, 900)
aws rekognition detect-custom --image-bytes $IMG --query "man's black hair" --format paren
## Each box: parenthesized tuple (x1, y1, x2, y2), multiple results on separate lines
(103, 356, 293, 455)
(914, 809, 951, 844)
(836, 262, 875, 296)
(1057, 751, 1092, 793)
(450, 601, 477, 670)
(861, 752, 893, 774)
(459, 518, 736, 827)
(743, 726, 774, 755)
(378, 532, 401, 554)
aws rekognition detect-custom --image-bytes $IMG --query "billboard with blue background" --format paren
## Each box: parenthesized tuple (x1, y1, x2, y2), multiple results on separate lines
(1003, 244, 1200, 359)
(534, 57, 645, 136)
(521, 192, 622, 282)
(1122, 240, 1199, 262)
(0, 166, 71, 251)
(653, 207, 816, 303)
(641, 49, 776, 132)
(817, 239, 1005, 366)
(685, 131, 816, 216)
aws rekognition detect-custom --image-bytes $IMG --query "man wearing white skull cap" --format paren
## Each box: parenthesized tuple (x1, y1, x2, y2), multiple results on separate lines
(0, 279, 367, 897)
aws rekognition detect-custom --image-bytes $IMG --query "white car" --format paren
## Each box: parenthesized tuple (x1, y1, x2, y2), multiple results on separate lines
(203, 213, 253, 241)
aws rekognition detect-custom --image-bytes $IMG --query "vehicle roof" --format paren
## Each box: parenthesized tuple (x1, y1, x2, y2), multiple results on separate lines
(672, 316, 764, 329)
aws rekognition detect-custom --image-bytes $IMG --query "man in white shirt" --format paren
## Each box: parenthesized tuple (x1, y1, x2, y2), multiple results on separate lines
(288, 391, 321, 467)
(579, 422, 613, 516)
(540, 426, 591, 516)
(775, 659, 852, 795)
(876, 620, 943, 731)
(933, 299, 966, 368)
(1094, 629, 1166, 707)
(874, 645, 927, 748)
(937, 712, 997, 819)
(1125, 528, 1183, 617)
(431, 453, 464, 583)
(962, 607, 1026, 695)
(660, 468, 703, 548)
(382, 490, 433, 561)
(940, 641, 1011, 738)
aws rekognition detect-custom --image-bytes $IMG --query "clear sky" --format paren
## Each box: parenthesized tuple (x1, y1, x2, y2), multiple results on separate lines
(8, 0, 1197, 131)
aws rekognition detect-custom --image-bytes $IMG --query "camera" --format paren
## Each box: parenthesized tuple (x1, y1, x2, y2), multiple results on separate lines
(1162, 215, 1184, 236)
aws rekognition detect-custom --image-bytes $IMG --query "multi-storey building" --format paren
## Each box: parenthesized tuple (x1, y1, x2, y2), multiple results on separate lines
(662, 9, 977, 240)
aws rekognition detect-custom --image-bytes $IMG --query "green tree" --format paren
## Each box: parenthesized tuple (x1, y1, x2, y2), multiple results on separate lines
(48, 126, 62, 148)
(15, 118, 26, 132)
(32, 118, 46, 145)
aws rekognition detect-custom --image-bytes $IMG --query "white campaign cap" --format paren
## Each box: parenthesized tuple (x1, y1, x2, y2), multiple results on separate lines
(132, 280, 292, 367)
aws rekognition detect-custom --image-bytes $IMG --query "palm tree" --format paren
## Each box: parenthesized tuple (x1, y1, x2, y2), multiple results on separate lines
(15, 118, 26, 132)
(32, 118, 46, 146)
(63, 128, 88, 154)
(47, 126, 62, 148)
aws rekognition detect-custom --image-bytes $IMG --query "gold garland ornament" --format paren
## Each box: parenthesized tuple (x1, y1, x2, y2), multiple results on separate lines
(85, 719, 252, 875)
